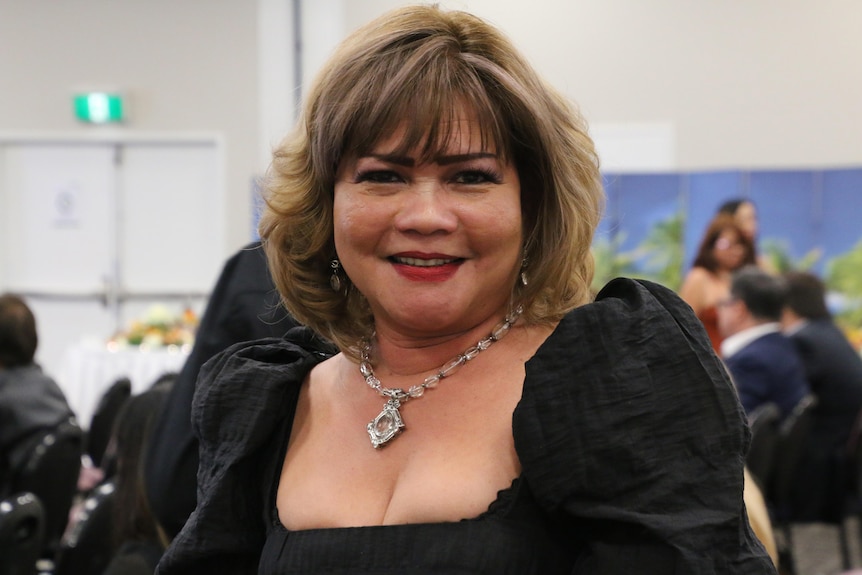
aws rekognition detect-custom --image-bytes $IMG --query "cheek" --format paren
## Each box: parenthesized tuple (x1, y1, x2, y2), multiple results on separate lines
(333, 202, 362, 271)
(333, 191, 372, 251)
(475, 191, 523, 241)
(465, 206, 522, 261)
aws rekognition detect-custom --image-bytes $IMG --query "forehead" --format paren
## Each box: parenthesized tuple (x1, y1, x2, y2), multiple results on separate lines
(736, 202, 756, 217)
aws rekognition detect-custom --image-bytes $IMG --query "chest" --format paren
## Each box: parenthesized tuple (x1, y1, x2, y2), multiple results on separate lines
(275, 355, 527, 531)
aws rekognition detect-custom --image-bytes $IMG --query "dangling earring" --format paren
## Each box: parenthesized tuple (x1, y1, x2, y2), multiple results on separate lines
(330, 258, 343, 292)
(519, 256, 529, 287)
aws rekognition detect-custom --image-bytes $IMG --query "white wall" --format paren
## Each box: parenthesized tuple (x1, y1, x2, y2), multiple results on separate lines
(337, 0, 862, 171)
(0, 0, 260, 255)
(1, 0, 860, 253)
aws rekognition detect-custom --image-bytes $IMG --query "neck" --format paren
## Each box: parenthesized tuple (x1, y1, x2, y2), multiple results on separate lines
(368, 311, 521, 378)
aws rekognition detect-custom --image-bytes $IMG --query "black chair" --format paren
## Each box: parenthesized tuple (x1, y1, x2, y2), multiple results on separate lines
(84, 378, 131, 469)
(746, 402, 781, 492)
(828, 405, 862, 571)
(54, 482, 115, 575)
(0, 491, 44, 575)
(9, 418, 83, 562)
(767, 394, 818, 575)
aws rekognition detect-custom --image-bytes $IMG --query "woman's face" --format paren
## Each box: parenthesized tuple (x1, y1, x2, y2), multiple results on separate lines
(734, 201, 758, 241)
(713, 229, 746, 271)
(333, 114, 523, 339)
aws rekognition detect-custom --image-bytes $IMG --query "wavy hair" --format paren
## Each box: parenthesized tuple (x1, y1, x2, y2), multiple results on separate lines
(259, 5, 604, 353)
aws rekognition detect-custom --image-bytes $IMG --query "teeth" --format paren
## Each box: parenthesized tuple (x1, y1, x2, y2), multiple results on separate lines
(394, 257, 455, 267)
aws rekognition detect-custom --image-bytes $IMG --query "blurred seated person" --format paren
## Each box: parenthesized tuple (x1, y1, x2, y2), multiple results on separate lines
(144, 241, 299, 539)
(680, 214, 756, 353)
(0, 293, 75, 495)
(102, 386, 172, 575)
(717, 267, 809, 420)
(158, 6, 773, 573)
(717, 198, 774, 272)
(782, 271, 862, 521)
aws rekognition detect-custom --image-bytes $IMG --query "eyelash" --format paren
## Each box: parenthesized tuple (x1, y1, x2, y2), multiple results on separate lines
(353, 168, 503, 185)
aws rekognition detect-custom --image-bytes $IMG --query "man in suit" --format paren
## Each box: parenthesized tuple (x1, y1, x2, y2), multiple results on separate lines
(717, 266, 809, 420)
(0, 294, 75, 495)
(144, 241, 299, 538)
(782, 271, 862, 521)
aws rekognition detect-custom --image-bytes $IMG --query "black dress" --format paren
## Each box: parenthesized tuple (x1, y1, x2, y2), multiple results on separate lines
(157, 279, 775, 574)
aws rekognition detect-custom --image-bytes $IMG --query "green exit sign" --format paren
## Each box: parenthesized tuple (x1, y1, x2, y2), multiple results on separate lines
(74, 92, 124, 123)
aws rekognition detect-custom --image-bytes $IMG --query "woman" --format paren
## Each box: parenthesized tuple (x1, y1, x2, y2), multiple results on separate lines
(103, 386, 171, 575)
(158, 6, 773, 574)
(718, 198, 774, 272)
(680, 214, 756, 352)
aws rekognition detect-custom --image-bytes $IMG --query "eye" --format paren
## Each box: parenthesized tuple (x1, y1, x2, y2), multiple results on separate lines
(452, 169, 502, 185)
(355, 170, 403, 184)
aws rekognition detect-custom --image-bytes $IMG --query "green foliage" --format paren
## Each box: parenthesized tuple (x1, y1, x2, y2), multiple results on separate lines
(591, 233, 638, 293)
(826, 239, 862, 297)
(826, 239, 862, 329)
(761, 239, 821, 273)
(591, 211, 685, 293)
(634, 211, 685, 291)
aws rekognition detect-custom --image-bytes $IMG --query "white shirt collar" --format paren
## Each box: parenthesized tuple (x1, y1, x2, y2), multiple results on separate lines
(721, 322, 782, 359)
(783, 319, 810, 337)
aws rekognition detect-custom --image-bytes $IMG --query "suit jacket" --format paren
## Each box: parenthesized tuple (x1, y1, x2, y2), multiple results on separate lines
(790, 319, 862, 450)
(144, 241, 299, 538)
(724, 331, 810, 420)
(786, 319, 862, 521)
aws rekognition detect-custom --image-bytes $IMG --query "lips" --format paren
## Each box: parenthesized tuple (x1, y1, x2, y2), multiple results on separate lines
(391, 256, 459, 267)
(389, 254, 463, 281)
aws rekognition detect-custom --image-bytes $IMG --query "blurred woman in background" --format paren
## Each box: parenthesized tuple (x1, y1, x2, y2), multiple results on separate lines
(718, 198, 774, 272)
(680, 214, 756, 352)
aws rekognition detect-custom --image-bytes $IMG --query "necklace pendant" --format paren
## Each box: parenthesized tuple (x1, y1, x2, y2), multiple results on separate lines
(367, 399, 405, 449)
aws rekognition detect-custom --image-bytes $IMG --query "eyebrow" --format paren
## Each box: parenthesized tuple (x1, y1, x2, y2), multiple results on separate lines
(363, 152, 498, 167)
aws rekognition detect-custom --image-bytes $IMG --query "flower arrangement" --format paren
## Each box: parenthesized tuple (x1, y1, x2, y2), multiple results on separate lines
(109, 304, 198, 349)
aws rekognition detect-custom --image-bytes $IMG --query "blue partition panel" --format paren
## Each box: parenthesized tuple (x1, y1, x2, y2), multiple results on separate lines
(748, 171, 817, 267)
(821, 168, 862, 279)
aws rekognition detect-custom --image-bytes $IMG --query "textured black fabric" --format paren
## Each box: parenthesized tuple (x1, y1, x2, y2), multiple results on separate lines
(103, 540, 165, 575)
(144, 241, 299, 538)
(157, 278, 775, 574)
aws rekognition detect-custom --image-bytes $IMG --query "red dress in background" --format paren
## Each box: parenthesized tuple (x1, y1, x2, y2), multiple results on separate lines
(698, 306, 723, 354)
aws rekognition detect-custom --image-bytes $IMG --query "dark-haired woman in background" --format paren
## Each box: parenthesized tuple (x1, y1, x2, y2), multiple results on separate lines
(680, 214, 756, 352)
(103, 387, 171, 575)
(718, 198, 774, 272)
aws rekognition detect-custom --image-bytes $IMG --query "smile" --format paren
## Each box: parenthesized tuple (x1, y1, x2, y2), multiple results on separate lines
(391, 256, 460, 267)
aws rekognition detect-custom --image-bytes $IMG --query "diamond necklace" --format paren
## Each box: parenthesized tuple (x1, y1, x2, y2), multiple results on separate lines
(359, 305, 523, 448)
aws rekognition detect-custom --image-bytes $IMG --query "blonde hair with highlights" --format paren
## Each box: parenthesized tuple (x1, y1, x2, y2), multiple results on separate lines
(259, 5, 604, 353)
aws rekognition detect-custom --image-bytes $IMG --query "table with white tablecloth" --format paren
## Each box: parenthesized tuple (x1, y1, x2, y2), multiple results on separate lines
(57, 342, 190, 429)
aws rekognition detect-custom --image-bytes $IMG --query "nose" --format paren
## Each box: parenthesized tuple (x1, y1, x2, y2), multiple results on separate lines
(393, 179, 458, 235)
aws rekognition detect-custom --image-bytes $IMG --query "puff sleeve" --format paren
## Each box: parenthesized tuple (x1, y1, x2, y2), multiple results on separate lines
(514, 278, 775, 573)
(157, 328, 335, 575)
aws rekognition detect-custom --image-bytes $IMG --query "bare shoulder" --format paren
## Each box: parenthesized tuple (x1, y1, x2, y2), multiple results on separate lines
(679, 267, 712, 310)
(682, 266, 712, 284)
